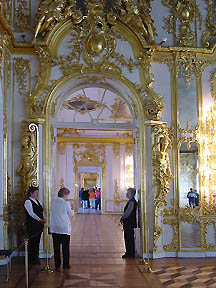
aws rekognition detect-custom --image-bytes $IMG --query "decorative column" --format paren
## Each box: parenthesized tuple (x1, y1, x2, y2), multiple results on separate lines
(13, 119, 44, 244)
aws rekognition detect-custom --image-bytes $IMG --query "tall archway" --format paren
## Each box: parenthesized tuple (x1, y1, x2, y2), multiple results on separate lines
(42, 72, 147, 256)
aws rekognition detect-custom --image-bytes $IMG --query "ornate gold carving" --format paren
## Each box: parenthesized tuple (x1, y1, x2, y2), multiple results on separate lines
(73, 144, 105, 166)
(34, 0, 156, 43)
(175, 51, 205, 88)
(202, 0, 216, 47)
(14, 122, 39, 232)
(13, 57, 30, 96)
(57, 128, 82, 137)
(163, 207, 178, 218)
(113, 0, 156, 44)
(0, 0, 12, 26)
(152, 124, 173, 249)
(163, 218, 179, 251)
(34, 0, 67, 40)
(26, 46, 52, 117)
(180, 206, 201, 223)
(152, 124, 173, 209)
(162, 0, 202, 47)
(13, 0, 30, 32)
(200, 219, 216, 250)
(16, 122, 39, 189)
(114, 179, 120, 206)
(177, 121, 199, 149)
(202, 197, 216, 216)
(113, 143, 120, 158)
(137, 48, 164, 120)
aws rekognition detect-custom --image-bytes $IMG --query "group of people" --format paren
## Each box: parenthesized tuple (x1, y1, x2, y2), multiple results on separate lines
(79, 187, 101, 210)
(24, 185, 138, 271)
(24, 186, 74, 270)
(187, 187, 199, 208)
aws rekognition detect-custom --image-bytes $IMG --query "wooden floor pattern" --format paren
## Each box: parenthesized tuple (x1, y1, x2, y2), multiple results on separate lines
(0, 214, 215, 287)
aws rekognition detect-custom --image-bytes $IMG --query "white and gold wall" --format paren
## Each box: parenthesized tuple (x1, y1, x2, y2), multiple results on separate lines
(0, 0, 216, 258)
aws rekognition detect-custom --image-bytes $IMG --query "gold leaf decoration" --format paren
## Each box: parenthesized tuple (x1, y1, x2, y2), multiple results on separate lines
(162, 0, 202, 47)
(13, 0, 30, 32)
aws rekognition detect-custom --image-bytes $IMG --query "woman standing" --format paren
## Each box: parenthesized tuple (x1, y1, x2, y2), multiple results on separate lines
(88, 188, 95, 209)
(50, 188, 74, 271)
(24, 186, 46, 264)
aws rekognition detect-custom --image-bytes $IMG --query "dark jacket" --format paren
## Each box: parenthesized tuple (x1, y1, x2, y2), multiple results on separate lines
(82, 190, 89, 200)
(123, 197, 137, 228)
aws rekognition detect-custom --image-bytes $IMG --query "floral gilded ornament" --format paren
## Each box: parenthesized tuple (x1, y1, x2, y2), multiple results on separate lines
(152, 124, 173, 249)
(28, 1, 163, 121)
(202, 0, 216, 47)
(13, 57, 30, 96)
(175, 51, 205, 88)
(13, 0, 31, 32)
(177, 121, 199, 150)
(0, 0, 12, 26)
(162, 0, 202, 47)
(33, 0, 156, 43)
(200, 219, 216, 250)
(73, 144, 105, 166)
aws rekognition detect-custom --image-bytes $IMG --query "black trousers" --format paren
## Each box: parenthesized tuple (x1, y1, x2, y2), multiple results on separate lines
(27, 229, 43, 263)
(123, 225, 135, 256)
(52, 233, 70, 269)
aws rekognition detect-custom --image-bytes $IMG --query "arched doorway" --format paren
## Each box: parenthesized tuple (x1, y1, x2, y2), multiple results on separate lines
(43, 74, 146, 257)
(54, 85, 135, 214)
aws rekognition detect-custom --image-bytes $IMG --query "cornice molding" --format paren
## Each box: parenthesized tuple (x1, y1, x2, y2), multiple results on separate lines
(57, 137, 133, 144)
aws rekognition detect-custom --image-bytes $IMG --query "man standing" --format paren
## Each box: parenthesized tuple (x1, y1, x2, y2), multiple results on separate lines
(187, 188, 196, 208)
(120, 188, 137, 259)
(50, 187, 74, 271)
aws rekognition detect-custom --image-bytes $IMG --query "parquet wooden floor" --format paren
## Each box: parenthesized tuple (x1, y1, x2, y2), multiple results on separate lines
(0, 214, 215, 287)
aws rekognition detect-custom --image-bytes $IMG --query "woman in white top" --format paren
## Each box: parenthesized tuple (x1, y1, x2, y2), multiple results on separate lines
(50, 187, 74, 271)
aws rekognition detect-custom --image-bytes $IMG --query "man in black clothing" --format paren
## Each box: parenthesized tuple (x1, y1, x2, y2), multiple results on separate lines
(120, 188, 137, 259)
(24, 186, 46, 264)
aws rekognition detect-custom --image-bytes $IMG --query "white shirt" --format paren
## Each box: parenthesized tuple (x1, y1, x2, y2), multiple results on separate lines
(50, 197, 74, 235)
(24, 197, 44, 222)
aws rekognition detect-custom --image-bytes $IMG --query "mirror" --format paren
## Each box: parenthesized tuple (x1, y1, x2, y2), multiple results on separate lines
(179, 142, 199, 207)
(178, 73, 197, 129)
(79, 172, 99, 189)
(181, 222, 201, 248)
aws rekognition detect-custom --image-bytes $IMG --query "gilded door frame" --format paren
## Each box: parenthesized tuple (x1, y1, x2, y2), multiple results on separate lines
(43, 71, 147, 256)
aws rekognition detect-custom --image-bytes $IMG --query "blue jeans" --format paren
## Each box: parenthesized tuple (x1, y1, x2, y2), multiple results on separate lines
(95, 198, 101, 210)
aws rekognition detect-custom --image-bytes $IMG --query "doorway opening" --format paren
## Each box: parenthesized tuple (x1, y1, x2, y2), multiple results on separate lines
(56, 128, 134, 215)
(50, 78, 143, 256)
